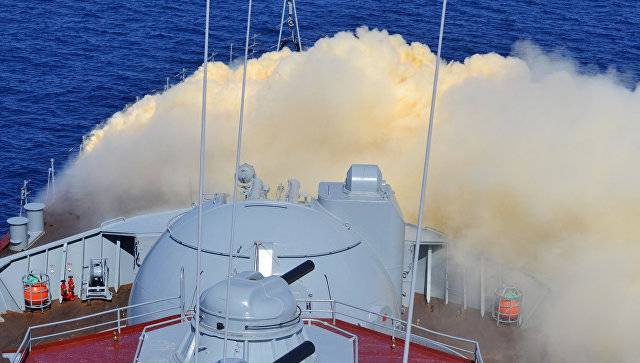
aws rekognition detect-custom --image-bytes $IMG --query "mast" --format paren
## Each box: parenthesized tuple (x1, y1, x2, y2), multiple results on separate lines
(194, 0, 212, 360)
(277, 0, 302, 51)
(46, 158, 55, 202)
(223, 0, 254, 357)
(402, 0, 448, 361)
(19, 180, 29, 216)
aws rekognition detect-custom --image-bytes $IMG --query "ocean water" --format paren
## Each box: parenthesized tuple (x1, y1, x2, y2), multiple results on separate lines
(0, 0, 638, 235)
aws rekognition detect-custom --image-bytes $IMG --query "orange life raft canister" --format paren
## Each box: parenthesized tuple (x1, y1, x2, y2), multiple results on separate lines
(497, 298, 520, 321)
(23, 273, 51, 306)
(24, 282, 49, 305)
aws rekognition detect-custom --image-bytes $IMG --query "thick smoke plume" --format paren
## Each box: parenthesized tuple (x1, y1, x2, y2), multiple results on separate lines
(50, 28, 639, 361)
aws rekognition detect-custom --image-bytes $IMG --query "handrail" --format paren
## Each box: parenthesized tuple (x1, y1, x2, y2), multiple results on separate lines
(0, 230, 102, 270)
(100, 216, 126, 227)
(166, 211, 188, 230)
(337, 310, 469, 360)
(30, 305, 181, 342)
(26, 296, 178, 330)
(10, 295, 481, 362)
(404, 223, 448, 242)
(11, 295, 183, 363)
(303, 318, 358, 362)
(134, 314, 191, 362)
(0, 276, 21, 312)
(296, 298, 484, 362)
(133, 316, 355, 363)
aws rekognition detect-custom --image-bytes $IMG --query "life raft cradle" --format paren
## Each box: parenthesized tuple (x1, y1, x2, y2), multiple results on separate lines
(22, 273, 52, 312)
(492, 286, 522, 326)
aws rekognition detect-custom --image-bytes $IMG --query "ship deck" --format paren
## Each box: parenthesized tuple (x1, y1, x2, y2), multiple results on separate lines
(0, 213, 92, 259)
(0, 285, 132, 358)
(406, 294, 525, 362)
(1, 288, 524, 362)
(318, 319, 469, 362)
(0, 283, 475, 363)
(19, 320, 146, 363)
(6, 317, 471, 363)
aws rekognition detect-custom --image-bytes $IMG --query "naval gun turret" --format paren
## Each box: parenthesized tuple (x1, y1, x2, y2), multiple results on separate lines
(135, 260, 354, 362)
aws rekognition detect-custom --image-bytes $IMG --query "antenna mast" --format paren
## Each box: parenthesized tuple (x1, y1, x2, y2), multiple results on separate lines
(223, 0, 254, 357)
(194, 0, 212, 360)
(46, 158, 56, 202)
(402, 0, 448, 361)
(250, 34, 258, 58)
(277, 0, 302, 51)
(19, 180, 30, 216)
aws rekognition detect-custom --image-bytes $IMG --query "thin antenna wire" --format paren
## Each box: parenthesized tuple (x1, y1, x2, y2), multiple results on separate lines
(402, 0, 448, 361)
(277, 0, 302, 51)
(50, 158, 55, 196)
(46, 159, 56, 202)
(277, 0, 286, 50)
(194, 0, 212, 360)
(291, 0, 302, 50)
(46, 165, 52, 202)
(19, 180, 29, 216)
(223, 0, 253, 356)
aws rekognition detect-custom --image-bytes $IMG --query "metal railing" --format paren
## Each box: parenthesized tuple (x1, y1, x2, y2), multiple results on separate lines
(296, 298, 484, 363)
(100, 216, 126, 227)
(133, 316, 358, 363)
(9, 288, 481, 363)
(132, 315, 356, 362)
(303, 318, 359, 362)
(11, 295, 184, 363)
(133, 313, 193, 362)
(0, 230, 102, 313)
(166, 211, 188, 230)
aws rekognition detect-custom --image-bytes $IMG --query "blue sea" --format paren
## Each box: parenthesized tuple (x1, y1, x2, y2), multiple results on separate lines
(0, 0, 638, 235)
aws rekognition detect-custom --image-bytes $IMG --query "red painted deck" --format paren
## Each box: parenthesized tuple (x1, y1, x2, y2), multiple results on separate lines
(0, 233, 10, 251)
(23, 323, 147, 363)
(323, 320, 470, 363)
(11, 318, 469, 362)
(12, 316, 179, 363)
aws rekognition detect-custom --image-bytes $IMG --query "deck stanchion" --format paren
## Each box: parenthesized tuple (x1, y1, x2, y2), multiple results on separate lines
(180, 267, 185, 319)
(60, 243, 68, 303)
(463, 263, 468, 310)
(331, 300, 336, 324)
(117, 309, 121, 334)
(480, 255, 485, 317)
(391, 322, 397, 348)
(426, 246, 433, 303)
(445, 244, 449, 305)
(80, 237, 86, 300)
(115, 240, 121, 293)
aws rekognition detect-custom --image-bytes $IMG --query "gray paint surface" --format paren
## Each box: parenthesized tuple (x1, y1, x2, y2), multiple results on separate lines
(129, 197, 401, 325)
(0, 165, 546, 331)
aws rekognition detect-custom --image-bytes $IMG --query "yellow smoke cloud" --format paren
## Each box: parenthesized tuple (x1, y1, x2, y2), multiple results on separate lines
(53, 28, 639, 362)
